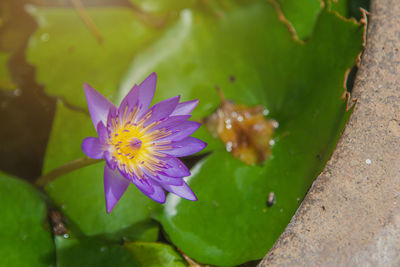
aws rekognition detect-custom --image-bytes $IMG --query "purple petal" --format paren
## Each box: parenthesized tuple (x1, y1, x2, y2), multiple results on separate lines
(162, 137, 207, 157)
(84, 83, 115, 129)
(136, 73, 157, 120)
(130, 175, 155, 195)
(149, 115, 191, 132)
(142, 96, 180, 127)
(156, 121, 201, 142)
(171, 99, 199, 116)
(152, 173, 184, 186)
(159, 157, 190, 178)
(104, 165, 130, 213)
(97, 121, 108, 143)
(161, 181, 197, 201)
(141, 179, 166, 203)
(82, 137, 105, 159)
(141, 167, 183, 186)
(104, 151, 117, 171)
(119, 84, 140, 111)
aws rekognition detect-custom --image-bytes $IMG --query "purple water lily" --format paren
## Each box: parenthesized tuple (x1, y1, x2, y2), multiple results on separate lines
(81, 73, 206, 213)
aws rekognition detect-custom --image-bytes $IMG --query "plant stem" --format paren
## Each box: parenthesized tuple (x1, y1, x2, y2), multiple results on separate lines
(36, 158, 102, 188)
(71, 0, 103, 44)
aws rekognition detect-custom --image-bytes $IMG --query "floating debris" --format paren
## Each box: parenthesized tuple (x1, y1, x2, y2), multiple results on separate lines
(267, 192, 275, 207)
(205, 88, 278, 165)
(49, 209, 68, 236)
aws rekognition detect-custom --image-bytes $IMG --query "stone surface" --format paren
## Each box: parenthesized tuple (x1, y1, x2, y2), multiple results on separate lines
(260, 0, 400, 266)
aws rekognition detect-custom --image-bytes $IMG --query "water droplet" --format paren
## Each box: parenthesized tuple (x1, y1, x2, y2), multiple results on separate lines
(269, 139, 275, 146)
(40, 33, 50, 42)
(279, 208, 283, 213)
(366, 159, 372, 165)
(100, 246, 107, 252)
(63, 234, 69, 239)
(263, 109, 270, 116)
(226, 141, 233, 152)
(13, 89, 22, 96)
(272, 121, 279, 128)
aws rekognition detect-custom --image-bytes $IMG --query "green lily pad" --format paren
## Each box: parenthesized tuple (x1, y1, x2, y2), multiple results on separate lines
(129, 0, 195, 14)
(145, 1, 363, 265)
(26, 5, 161, 108)
(125, 242, 187, 267)
(118, 5, 274, 120)
(275, 0, 322, 40)
(329, 0, 349, 17)
(44, 101, 160, 241)
(0, 172, 55, 266)
(55, 235, 139, 267)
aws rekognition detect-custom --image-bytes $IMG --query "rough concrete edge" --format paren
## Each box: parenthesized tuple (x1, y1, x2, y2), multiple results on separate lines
(260, 0, 400, 265)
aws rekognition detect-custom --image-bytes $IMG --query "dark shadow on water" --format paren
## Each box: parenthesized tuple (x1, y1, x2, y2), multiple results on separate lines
(0, 1, 55, 182)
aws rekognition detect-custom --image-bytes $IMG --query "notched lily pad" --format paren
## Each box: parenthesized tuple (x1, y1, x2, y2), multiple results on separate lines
(154, 1, 363, 265)
(274, 0, 322, 41)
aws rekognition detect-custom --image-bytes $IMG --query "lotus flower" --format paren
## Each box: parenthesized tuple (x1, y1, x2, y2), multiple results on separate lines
(82, 73, 206, 213)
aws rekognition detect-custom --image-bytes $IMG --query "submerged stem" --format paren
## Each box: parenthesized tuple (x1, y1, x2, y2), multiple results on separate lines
(36, 158, 102, 188)
(71, 0, 103, 44)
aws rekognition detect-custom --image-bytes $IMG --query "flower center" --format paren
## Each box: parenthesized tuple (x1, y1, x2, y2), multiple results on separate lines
(107, 107, 174, 179)
(110, 124, 147, 163)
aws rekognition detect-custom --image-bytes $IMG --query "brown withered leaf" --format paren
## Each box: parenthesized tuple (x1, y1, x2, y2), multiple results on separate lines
(204, 88, 277, 165)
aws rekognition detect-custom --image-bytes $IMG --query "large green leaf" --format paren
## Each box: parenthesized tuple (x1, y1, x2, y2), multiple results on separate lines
(275, 0, 322, 40)
(44, 101, 161, 241)
(55, 235, 139, 267)
(125, 242, 187, 267)
(118, 5, 275, 120)
(149, 1, 363, 266)
(26, 6, 161, 108)
(129, 0, 195, 14)
(329, 0, 349, 17)
(0, 173, 55, 266)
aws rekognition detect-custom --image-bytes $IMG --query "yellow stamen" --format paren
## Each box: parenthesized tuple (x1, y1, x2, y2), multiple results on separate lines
(108, 108, 173, 179)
